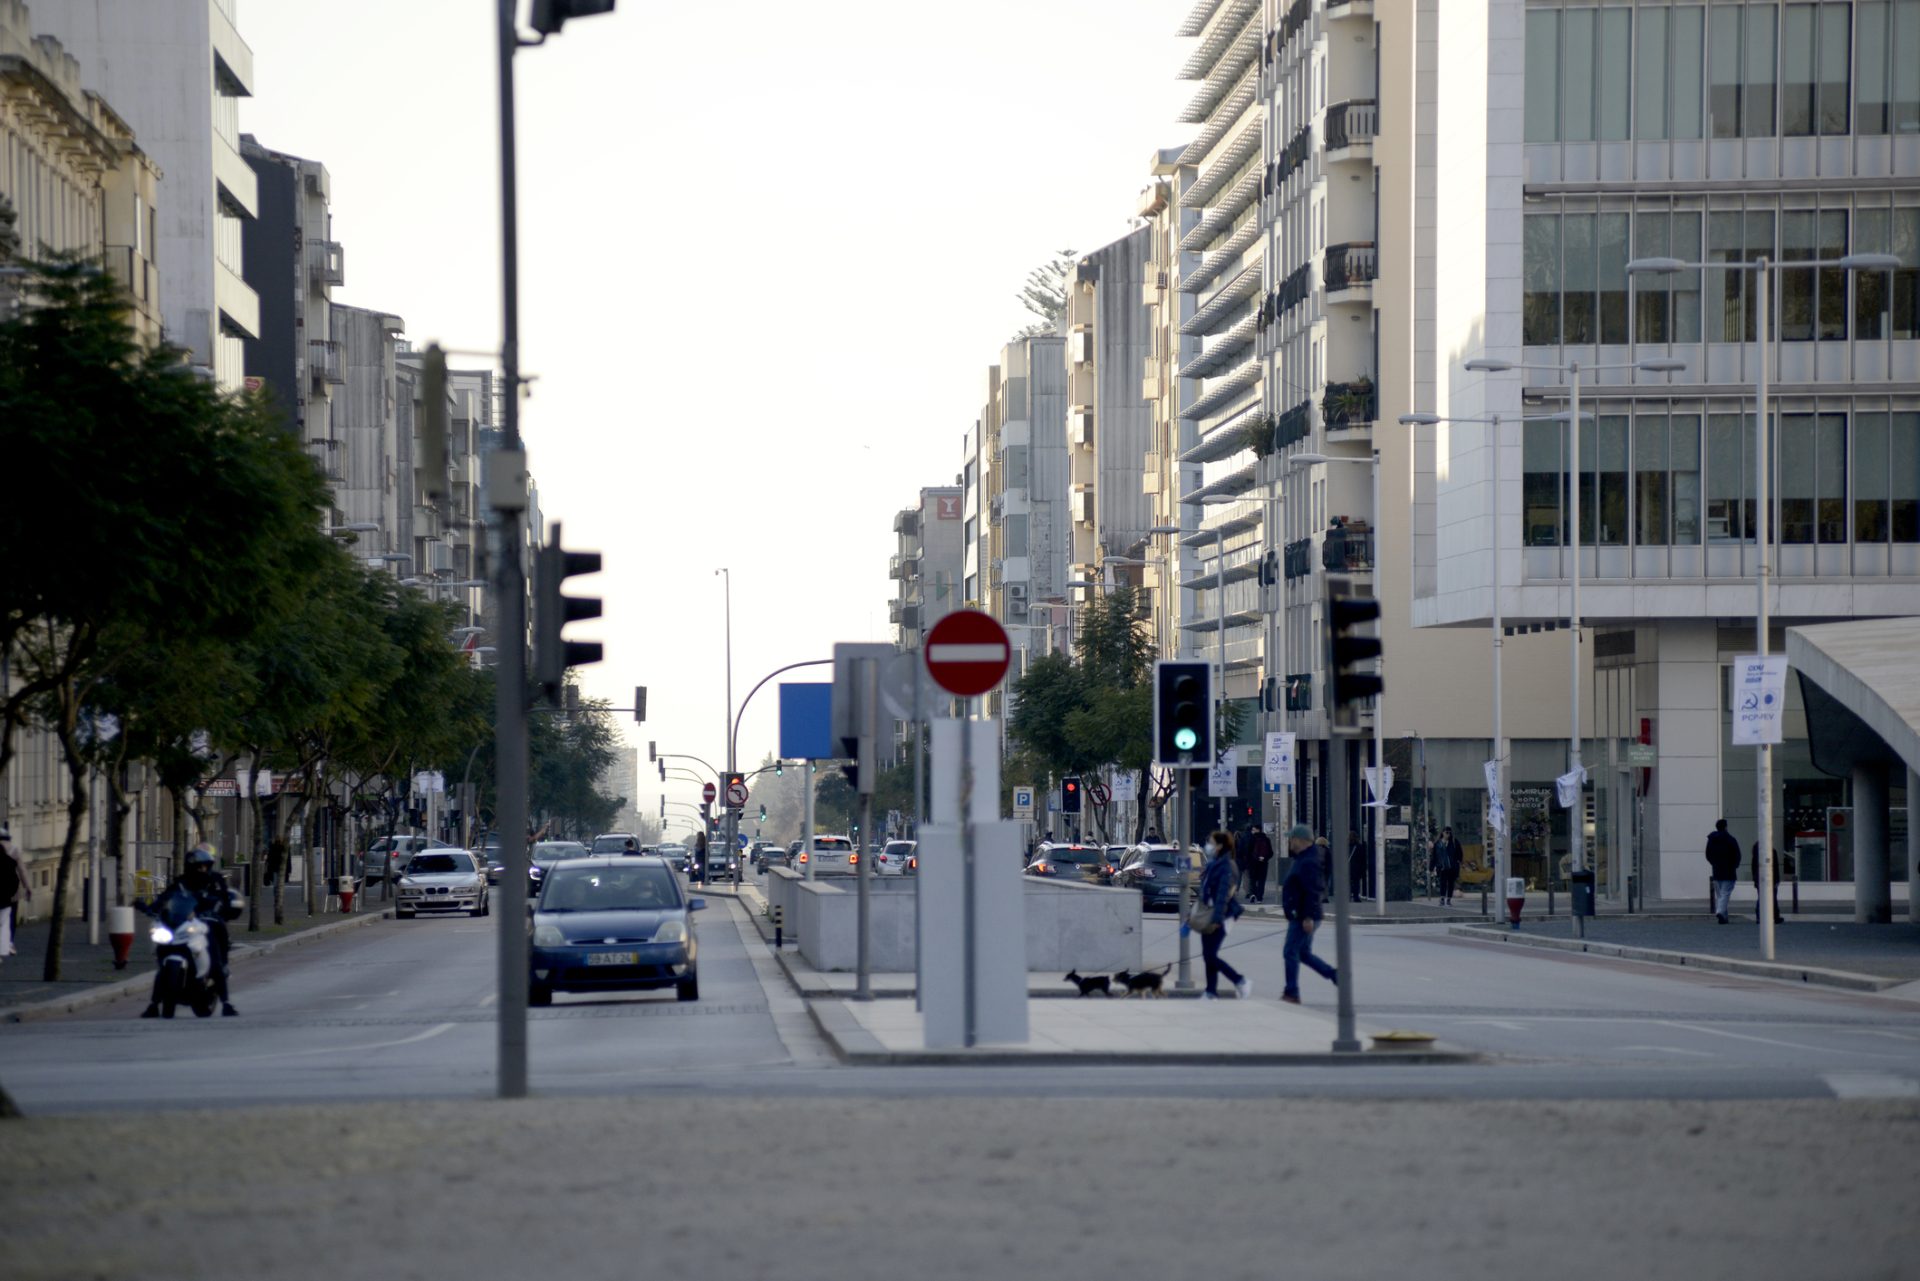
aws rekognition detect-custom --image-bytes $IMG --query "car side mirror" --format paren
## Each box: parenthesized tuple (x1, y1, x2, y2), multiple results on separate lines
(689, 898, 707, 912)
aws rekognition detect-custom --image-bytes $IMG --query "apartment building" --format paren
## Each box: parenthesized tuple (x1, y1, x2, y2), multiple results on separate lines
(332, 303, 408, 568)
(1417, 0, 1920, 907)
(1140, 150, 1195, 659)
(890, 486, 965, 651)
(984, 334, 1071, 694)
(34, 0, 260, 389)
(240, 136, 340, 453)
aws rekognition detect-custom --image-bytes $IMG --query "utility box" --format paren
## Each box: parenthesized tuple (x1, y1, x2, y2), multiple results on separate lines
(1569, 868, 1596, 917)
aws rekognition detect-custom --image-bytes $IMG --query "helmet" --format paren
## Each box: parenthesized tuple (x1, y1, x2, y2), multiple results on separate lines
(187, 845, 216, 869)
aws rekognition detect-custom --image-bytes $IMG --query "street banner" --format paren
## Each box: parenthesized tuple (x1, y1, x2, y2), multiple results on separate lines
(1731, 655, 1789, 746)
(1208, 759, 1236, 798)
(1263, 732, 1296, 789)
(1487, 800, 1509, 835)
(1483, 758, 1499, 797)
(1363, 765, 1394, 808)
(1110, 773, 1138, 803)
(1554, 766, 1588, 808)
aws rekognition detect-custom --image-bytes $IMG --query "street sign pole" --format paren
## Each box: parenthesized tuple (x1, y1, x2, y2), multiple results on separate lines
(854, 657, 877, 1001)
(1176, 756, 1193, 991)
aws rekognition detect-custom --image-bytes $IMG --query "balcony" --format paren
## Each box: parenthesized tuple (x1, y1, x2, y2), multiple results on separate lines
(1284, 538, 1313, 581)
(888, 554, 906, 581)
(893, 509, 919, 536)
(1325, 99, 1377, 158)
(307, 238, 344, 289)
(1285, 673, 1313, 712)
(1320, 521, 1375, 572)
(1324, 242, 1377, 304)
(308, 338, 343, 387)
(1321, 378, 1376, 432)
(1275, 399, 1312, 451)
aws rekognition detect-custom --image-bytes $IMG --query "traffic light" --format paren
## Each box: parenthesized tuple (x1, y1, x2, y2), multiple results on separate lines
(529, 0, 616, 36)
(658, 760, 666, 782)
(634, 687, 647, 723)
(1153, 660, 1212, 765)
(774, 762, 783, 777)
(417, 345, 448, 504)
(758, 804, 766, 823)
(1327, 585, 1384, 712)
(648, 741, 656, 762)
(533, 520, 602, 705)
(1061, 777, 1082, 815)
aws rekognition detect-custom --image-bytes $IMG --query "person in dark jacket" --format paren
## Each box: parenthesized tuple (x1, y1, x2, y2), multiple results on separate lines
(1242, 823, 1275, 904)
(1278, 824, 1338, 1004)
(1347, 831, 1370, 902)
(1188, 831, 1249, 999)
(139, 845, 243, 1017)
(1431, 826, 1464, 906)
(1705, 819, 1742, 923)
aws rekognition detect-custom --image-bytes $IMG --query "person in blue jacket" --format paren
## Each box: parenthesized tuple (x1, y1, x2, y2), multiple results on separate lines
(1278, 823, 1339, 1004)
(1187, 830, 1250, 1000)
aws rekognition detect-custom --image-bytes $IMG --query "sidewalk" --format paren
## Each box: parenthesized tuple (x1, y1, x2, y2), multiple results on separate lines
(812, 994, 1472, 1065)
(1, 883, 391, 1016)
(1450, 917, 1920, 993)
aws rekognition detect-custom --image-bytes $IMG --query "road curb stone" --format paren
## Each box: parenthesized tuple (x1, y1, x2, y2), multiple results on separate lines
(1446, 923, 1903, 992)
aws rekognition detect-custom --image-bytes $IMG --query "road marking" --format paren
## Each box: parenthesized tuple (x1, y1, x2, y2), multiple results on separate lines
(1823, 1072, 1920, 1099)
(168, 1022, 459, 1068)
(1657, 1020, 1882, 1057)
(478, 992, 498, 1008)
(1458, 1019, 1526, 1031)
(1616, 1045, 1716, 1057)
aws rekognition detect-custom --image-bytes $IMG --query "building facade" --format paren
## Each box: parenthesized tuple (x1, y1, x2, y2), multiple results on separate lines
(890, 486, 965, 651)
(239, 136, 339, 453)
(33, 0, 260, 389)
(1068, 228, 1158, 596)
(1416, 0, 1920, 907)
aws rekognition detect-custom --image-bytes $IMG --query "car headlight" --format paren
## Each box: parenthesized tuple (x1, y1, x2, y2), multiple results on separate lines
(149, 924, 173, 944)
(533, 924, 565, 946)
(653, 920, 687, 945)
(398, 878, 417, 889)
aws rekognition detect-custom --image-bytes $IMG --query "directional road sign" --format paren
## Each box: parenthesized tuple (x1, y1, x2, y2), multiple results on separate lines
(924, 610, 1012, 698)
(725, 779, 750, 808)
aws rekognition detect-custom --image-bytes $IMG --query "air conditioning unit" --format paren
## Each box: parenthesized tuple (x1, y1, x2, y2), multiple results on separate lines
(1006, 583, 1029, 603)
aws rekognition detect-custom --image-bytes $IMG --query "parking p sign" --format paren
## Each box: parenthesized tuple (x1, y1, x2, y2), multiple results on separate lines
(1012, 786, 1035, 819)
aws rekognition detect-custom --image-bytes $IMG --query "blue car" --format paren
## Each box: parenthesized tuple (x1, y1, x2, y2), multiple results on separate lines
(528, 857, 705, 1005)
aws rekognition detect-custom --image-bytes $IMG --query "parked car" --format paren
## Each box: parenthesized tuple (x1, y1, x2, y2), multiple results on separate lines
(1024, 842, 1113, 884)
(749, 841, 785, 873)
(395, 850, 490, 919)
(795, 834, 854, 876)
(1114, 844, 1191, 912)
(876, 839, 916, 877)
(528, 856, 704, 1004)
(591, 832, 642, 854)
(528, 840, 589, 891)
(360, 835, 451, 883)
(656, 844, 690, 873)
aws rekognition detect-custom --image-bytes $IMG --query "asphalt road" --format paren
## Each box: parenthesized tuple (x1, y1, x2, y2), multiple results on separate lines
(4, 879, 1920, 1113)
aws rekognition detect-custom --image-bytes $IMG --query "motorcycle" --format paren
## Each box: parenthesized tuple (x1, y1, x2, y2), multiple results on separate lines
(143, 885, 223, 1019)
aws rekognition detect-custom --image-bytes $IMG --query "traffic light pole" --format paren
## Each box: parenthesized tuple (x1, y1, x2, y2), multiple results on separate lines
(1175, 757, 1193, 990)
(1326, 733, 1360, 1052)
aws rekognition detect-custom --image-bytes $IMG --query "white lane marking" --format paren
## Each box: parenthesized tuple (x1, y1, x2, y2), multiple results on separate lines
(1458, 1019, 1526, 1031)
(1616, 1045, 1716, 1057)
(168, 1022, 458, 1068)
(478, 992, 498, 1008)
(1656, 1020, 1895, 1057)
(927, 643, 1007, 663)
(1823, 1072, 1920, 1099)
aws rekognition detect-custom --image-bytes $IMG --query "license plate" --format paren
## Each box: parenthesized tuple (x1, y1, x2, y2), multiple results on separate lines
(587, 951, 638, 966)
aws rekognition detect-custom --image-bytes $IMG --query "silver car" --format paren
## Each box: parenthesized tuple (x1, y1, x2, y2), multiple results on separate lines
(396, 850, 490, 918)
(797, 834, 855, 876)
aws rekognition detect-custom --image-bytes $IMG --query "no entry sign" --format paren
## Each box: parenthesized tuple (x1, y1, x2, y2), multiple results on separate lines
(701, 781, 716, 805)
(924, 610, 1012, 697)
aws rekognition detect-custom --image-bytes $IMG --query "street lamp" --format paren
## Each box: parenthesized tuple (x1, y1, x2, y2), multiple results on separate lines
(1625, 250, 1896, 959)
(1463, 353, 1681, 937)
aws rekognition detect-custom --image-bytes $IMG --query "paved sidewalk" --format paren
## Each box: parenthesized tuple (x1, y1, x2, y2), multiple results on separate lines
(1452, 917, 1920, 991)
(813, 993, 1468, 1065)
(1, 884, 386, 1012)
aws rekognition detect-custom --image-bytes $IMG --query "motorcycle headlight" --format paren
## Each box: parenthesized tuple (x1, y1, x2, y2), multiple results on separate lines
(149, 924, 173, 944)
(653, 920, 687, 945)
(533, 924, 565, 946)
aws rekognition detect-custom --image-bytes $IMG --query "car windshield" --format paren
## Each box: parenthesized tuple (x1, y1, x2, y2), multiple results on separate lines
(1046, 848, 1099, 865)
(406, 853, 474, 875)
(1140, 850, 1182, 868)
(886, 842, 914, 854)
(540, 865, 680, 912)
(591, 836, 635, 853)
(532, 843, 587, 864)
(814, 838, 851, 852)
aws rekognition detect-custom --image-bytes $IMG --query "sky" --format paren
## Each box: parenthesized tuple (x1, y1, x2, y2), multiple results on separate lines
(236, 0, 1195, 830)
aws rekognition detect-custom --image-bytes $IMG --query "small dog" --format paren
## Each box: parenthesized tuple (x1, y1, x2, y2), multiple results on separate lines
(1113, 964, 1171, 998)
(1065, 970, 1112, 998)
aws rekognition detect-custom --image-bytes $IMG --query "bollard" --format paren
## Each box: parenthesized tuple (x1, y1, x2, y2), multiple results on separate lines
(1547, 884, 1555, 917)
(108, 904, 136, 969)
(339, 877, 357, 914)
(1505, 877, 1526, 930)
(771, 904, 784, 950)
(1481, 885, 1489, 917)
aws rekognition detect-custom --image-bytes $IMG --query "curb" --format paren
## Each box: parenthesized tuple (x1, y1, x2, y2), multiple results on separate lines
(1446, 924, 1905, 992)
(805, 1000, 1477, 1067)
(2, 909, 395, 1024)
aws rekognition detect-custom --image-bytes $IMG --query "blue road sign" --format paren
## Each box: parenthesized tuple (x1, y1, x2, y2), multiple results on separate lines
(779, 682, 834, 760)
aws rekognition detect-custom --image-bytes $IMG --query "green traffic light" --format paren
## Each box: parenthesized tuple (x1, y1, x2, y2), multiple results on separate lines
(1173, 727, 1198, 752)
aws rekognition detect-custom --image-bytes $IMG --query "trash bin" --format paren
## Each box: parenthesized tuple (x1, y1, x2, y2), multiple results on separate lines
(1569, 868, 1596, 917)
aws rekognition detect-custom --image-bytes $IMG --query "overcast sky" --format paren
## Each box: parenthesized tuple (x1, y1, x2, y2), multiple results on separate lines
(237, 0, 1193, 831)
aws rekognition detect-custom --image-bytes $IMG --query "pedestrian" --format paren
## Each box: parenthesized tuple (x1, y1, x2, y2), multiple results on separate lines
(1185, 830, 1249, 1000)
(1431, 825, 1464, 906)
(1145, 824, 1164, 844)
(1751, 841, 1785, 924)
(1278, 824, 1338, 1004)
(0, 823, 29, 962)
(1243, 822, 1274, 904)
(1705, 818, 1741, 923)
(1347, 830, 1369, 902)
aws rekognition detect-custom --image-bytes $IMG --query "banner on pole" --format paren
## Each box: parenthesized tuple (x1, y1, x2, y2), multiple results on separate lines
(1483, 758, 1500, 797)
(1263, 732, 1296, 789)
(1110, 773, 1138, 803)
(1487, 800, 1509, 835)
(1362, 765, 1395, 808)
(1208, 761, 1236, 798)
(1731, 655, 1789, 746)
(1554, 766, 1588, 808)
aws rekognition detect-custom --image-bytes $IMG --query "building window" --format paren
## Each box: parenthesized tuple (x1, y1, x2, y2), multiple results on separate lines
(1778, 412, 1848, 542)
(1780, 209, 1850, 341)
(1855, 0, 1920, 134)
(1005, 514, 1029, 558)
(1856, 411, 1920, 541)
(1782, 4, 1853, 136)
(1707, 210, 1774, 343)
(1706, 412, 1755, 541)
(1633, 211, 1704, 343)
(1855, 206, 1920, 340)
(1523, 418, 1568, 546)
(1635, 415, 1670, 544)
(1673, 414, 1703, 544)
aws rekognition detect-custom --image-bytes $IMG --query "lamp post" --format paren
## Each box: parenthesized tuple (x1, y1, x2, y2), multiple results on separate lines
(715, 568, 735, 886)
(1289, 451, 1386, 914)
(1463, 354, 1683, 937)
(1625, 251, 1895, 959)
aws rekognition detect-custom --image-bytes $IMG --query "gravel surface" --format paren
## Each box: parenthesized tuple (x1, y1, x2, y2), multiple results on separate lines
(2, 1096, 1915, 1281)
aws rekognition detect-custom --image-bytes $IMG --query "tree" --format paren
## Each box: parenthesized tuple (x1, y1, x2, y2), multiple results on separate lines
(1015, 249, 1076, 337)
(0, 256, 334, 977)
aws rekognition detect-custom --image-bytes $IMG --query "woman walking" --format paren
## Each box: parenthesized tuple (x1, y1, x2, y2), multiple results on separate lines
(1189, 830, 1250, 1000)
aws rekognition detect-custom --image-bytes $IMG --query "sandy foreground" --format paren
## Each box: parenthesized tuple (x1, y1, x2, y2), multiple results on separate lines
(2, 1095, 1915, 1281)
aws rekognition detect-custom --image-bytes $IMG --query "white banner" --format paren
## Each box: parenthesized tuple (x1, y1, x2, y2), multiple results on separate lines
(1109, 773, 1138, 803)
(1208, 761, 1237, 798)
(1731, 654, 1789, 746)
(412, 770, 445, 796)
(1483, 758, 1500, 797)
(1263, 732, 1296, 788)
(1554, 766, 1588, 808)
(1363, 765, 1395, 809)
(1487, 800, 1509, 836)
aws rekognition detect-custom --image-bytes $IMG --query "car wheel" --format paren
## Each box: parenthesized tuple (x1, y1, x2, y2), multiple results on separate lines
(676, 976, 699, 1002)
(529, 981, 553, 1007)
(470, 895, 487, 918)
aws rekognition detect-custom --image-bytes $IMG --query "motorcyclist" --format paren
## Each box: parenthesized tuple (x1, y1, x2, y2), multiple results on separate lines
(140, 844, 243, 1018)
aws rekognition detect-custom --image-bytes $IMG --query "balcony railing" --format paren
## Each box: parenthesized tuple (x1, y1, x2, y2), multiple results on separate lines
(307, 238, 344, 288)
(308, 338, 343, 386)
(1325, 242, 1378, 292)
(1284, 537, 1313, 580)
(1325, 99, 1378, 151)
(1258, 262, 1311, 333)
(1285, 673, 1313, 712)
(1276, 399, 1312, 451)
(1321, 378, 1376, 429)
(1320, 522, 1375, 572)
(888, 554, 905, 580)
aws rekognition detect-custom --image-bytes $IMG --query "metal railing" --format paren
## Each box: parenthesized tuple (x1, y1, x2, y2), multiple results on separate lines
(1325, 242, 1378, 291)
(1325, 99, 1378, 151)
(1284, 537, 1313, 580)
(1321, 378, 1377, 429)
(1320, 524, 1375, 572)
